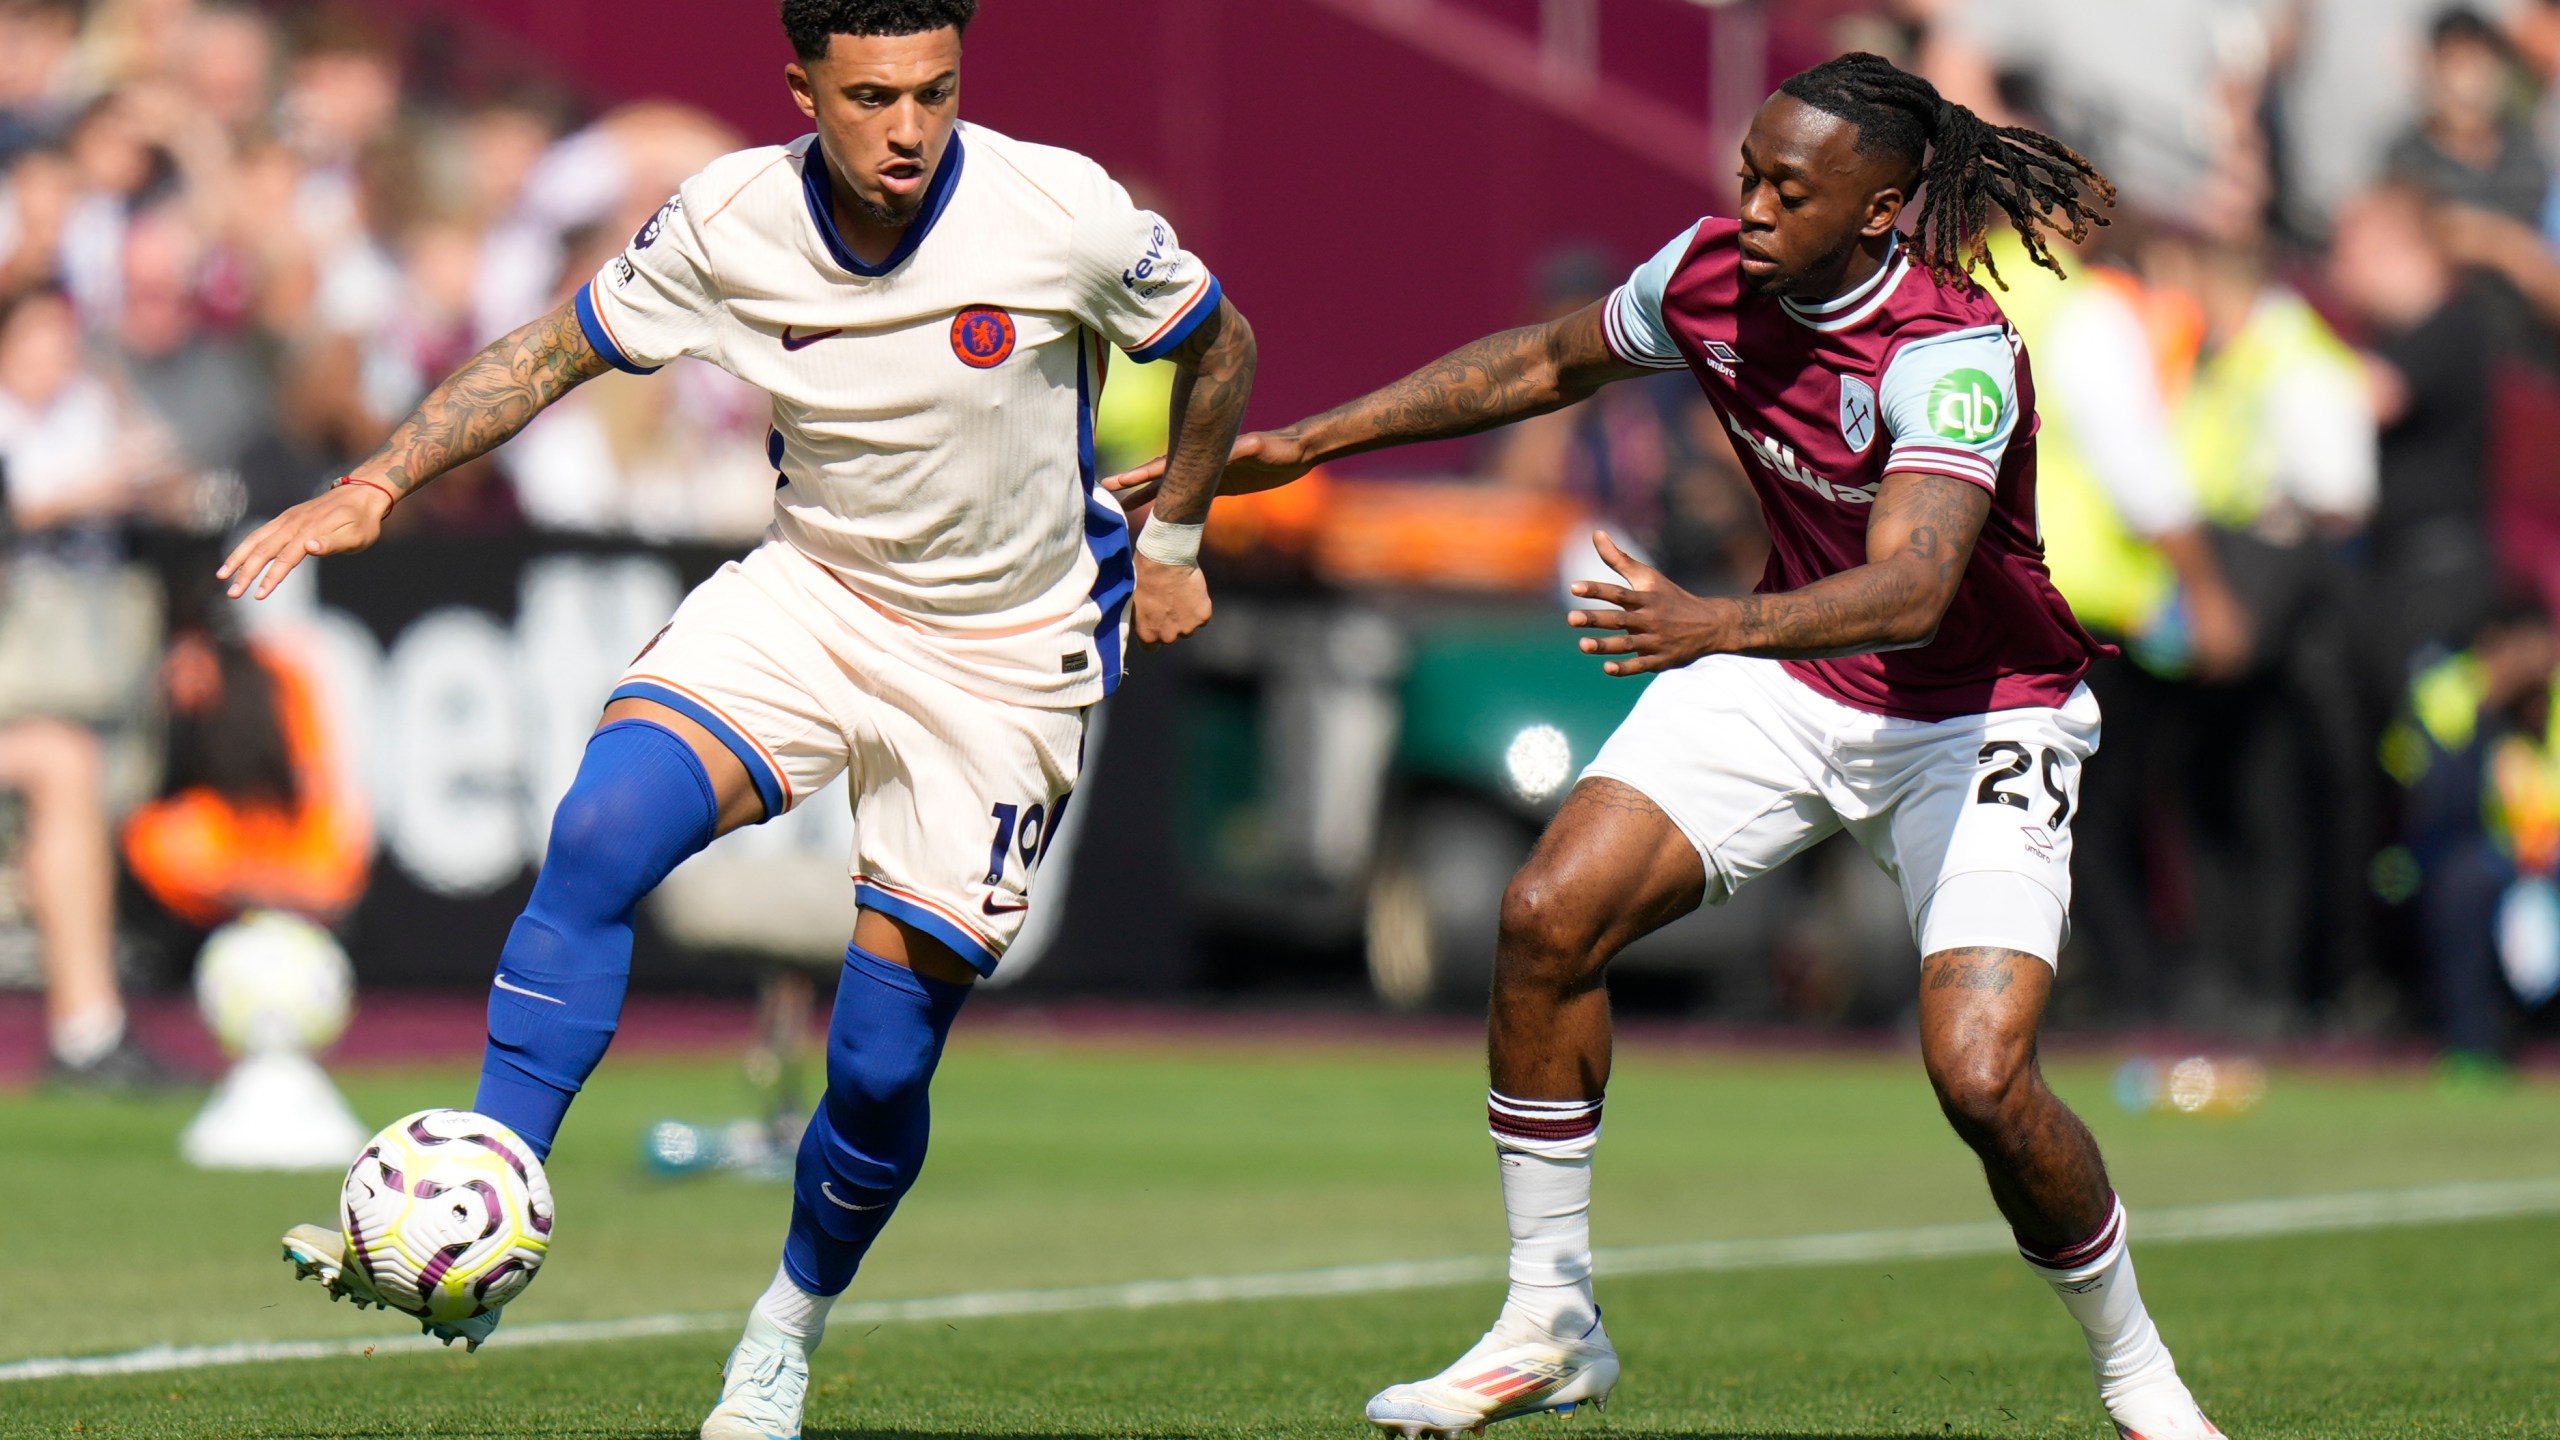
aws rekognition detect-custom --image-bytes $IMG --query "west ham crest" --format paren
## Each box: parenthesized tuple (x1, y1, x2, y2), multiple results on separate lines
(1839, 374, 1877, 454)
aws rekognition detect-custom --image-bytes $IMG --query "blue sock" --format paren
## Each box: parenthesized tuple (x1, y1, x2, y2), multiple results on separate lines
(783, 944, 972, 1296)
(475, 720, 719, 1157)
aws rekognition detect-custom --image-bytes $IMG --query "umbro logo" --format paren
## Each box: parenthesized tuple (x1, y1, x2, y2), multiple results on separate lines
(1699, 339, 1742, 378)
(781, 325, 844, 351)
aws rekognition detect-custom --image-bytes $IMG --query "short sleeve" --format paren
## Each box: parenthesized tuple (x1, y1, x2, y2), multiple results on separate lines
(1070, 176, 1221, 362)
(1878, 325, 2021, 490)
(576, 190, 719, 375)
(1603, 223, 1696, 369)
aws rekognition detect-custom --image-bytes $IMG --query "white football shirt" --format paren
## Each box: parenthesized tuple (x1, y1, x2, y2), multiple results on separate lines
(575, 121, 1222, 708)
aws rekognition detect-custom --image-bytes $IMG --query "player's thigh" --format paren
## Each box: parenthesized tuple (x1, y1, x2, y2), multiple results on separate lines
(845, 665, 1088, 982)
(1869, 688, 2099, 969)
(605, 558, 858, 835)
(1571, 655, 1842, 934)
(1502, 777, 1713, 969)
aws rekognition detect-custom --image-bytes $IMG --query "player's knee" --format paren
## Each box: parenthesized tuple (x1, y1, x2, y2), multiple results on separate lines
(823, 1019, 939, 1116)
(6, 718, 101, 800)
(532, 722, 719, 914)
(1926, 1044, 2034, 1139)
(1496, 867, 1605, 982)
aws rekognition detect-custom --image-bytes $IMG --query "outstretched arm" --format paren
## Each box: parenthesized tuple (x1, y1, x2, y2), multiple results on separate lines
(1131, 297, 1258, 645)
(1106, 298, 1649, 504)
(1569, 471, 1992, 674)
(220, 299, 610, 598)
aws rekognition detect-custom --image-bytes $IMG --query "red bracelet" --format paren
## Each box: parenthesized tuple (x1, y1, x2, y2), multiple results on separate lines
(336, 476, 398, 509)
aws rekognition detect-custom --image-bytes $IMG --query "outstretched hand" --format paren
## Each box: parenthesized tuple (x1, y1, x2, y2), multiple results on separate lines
(1567, 531, 1723, 677)
(218, 483, 394, 599)
(1103, 430, 1314, 510)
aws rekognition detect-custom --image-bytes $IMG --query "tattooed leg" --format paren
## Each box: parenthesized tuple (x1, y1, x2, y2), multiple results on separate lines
(1917, 947, 2114, 1251)
(1488, 778, 1706, 1100)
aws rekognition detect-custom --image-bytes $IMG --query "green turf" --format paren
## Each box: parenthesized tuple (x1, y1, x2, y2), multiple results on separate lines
(5, 1032, 2559, 1437)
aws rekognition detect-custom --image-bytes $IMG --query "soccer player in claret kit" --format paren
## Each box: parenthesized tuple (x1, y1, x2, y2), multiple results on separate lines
(219, 3, 1253, 1435)
(1117, 51, 2220, 1440)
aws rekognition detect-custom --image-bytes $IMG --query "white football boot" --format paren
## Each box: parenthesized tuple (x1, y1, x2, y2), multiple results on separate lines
(2106, 1374, 2227, 1439)
(700, 1320, 812, 1440)
(1365, 1312, 1618, 1437)
(280, 1222, 502, 1351)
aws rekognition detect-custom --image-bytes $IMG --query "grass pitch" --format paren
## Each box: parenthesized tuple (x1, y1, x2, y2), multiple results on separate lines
(5, 1026, 2558, 1438)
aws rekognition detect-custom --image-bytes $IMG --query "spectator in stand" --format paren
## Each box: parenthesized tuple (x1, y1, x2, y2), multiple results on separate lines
(0, 283, 185, 1088)
(181, 1, 278, 141)
(112, 203, 274, 522)
(2385, 597, 2560, 1067)
(1918, 0, 2272, 239)
(2143, 223, 2382, 1027)
(2386, 8, 2548, 225)
(0, 715, 180, 1086)
(0, 143, 75, 303)
(0, 284, 181, 531)
(0, 0, 87, 164)
(2329, 184, 2502, 694)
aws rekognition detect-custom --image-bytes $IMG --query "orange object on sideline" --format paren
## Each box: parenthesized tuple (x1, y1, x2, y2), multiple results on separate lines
(1313, 480, 1581, 593)
(123, 642, 371, 928)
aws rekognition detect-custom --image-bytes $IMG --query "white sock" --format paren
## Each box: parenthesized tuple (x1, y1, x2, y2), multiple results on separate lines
(50, 1002, 125, 1068)
(2020, 1197, 2180, 1403)
(744, 1263, 837, 1354)
(1487, 1091, 1601, 1343)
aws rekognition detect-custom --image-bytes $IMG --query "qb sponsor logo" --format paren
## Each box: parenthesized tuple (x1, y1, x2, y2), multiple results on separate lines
(1839, 374, 1878, 453)
(951, 306, 1016, 368)
(1928, 367, 2006, 443)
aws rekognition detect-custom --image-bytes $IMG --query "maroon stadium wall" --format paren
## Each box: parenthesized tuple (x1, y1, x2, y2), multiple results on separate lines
(386, 0, 1857, 456)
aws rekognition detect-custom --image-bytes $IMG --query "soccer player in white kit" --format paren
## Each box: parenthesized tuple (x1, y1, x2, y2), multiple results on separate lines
(221, 5, 1255, 1435)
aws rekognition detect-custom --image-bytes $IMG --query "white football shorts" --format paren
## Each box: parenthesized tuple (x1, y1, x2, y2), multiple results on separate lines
(1582, 653, 2099, 965)
(612, 541, 1088, 975)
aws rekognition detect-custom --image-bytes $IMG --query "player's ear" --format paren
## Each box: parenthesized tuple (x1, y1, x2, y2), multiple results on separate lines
(1861, 182, 1908, 240)
(786, 61, 819, 123)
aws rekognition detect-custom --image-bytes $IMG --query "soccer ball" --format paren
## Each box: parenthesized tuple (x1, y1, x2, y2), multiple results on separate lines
(195, 910, 354, 1057)
(341, 1109, 554, 1325)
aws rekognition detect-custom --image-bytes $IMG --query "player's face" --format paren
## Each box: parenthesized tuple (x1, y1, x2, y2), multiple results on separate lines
(1732, 94, 1910, 298)
(788, 27, 963, 227)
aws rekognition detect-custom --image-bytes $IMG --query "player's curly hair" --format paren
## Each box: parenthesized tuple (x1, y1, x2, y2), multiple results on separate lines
(1778, 52, 2115, 290)
(782, 0, 978, 61)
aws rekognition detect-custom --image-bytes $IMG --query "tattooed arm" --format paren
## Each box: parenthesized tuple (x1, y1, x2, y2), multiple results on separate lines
(1132, 297, 1258, 645)
(221, 299, 610, 598)
(1567, 472, 1993, 675)
(1104, 299, 1647, 503)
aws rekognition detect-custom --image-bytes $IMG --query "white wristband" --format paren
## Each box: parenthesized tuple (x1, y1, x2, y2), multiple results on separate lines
(1135, 518, 1205, 568)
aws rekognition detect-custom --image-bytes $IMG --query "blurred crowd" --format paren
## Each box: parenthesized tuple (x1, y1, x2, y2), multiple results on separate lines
(0, 0, 775, 1085)
(7, 0, 2560, 1078)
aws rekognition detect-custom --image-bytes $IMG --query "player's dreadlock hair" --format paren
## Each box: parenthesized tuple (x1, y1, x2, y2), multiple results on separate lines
(782, 0, 978, 62)
(1777, 52, 2115, 290)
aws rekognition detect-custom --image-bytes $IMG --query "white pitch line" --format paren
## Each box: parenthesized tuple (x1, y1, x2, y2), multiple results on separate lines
(9, 1174, 2557, 1384)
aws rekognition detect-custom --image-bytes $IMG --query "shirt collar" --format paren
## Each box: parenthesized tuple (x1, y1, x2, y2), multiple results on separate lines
(801, 128, 967, 279)
(1779, 232, 1907, 333)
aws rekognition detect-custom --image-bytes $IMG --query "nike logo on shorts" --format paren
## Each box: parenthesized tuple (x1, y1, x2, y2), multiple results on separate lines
(493, 975, 564, 1005)
(982, 895, 1030, 916)
(821, 1182, 888, 1212)
(781, 325, 844, 351)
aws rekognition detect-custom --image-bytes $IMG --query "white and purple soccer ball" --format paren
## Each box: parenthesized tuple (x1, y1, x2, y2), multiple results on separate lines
(340, 1109, 554, 1325)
